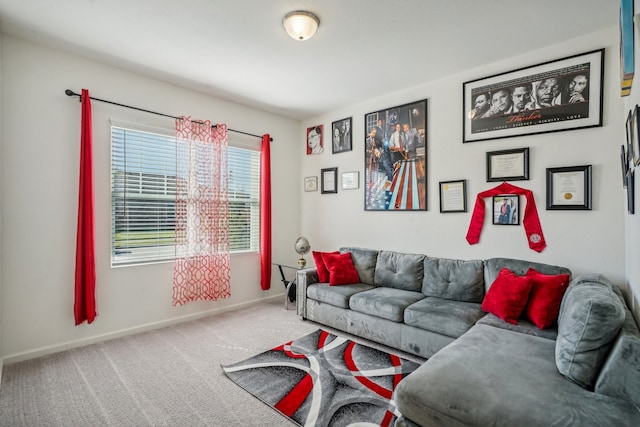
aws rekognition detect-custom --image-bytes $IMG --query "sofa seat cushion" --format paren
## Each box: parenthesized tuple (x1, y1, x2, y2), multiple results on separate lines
(374, 250, 425, 291)
(477, 313, 558, 340)
(306, 283, 374, 309)
(404, 297, 485, 338)
(395, 324, 640, 427)
(349, 287, 424, 322)
(422, 257, 485, 302)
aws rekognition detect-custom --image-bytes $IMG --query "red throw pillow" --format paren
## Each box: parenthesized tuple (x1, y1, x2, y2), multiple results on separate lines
(524, 268, 571, 329)
(312, 251, 339, 283)
(321, 252, 360, 286)
(482, 268, 533, 324)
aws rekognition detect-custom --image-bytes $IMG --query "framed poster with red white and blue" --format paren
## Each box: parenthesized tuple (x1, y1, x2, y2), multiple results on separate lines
(364, 99, 427, 211)
(463, 49, 604, 143)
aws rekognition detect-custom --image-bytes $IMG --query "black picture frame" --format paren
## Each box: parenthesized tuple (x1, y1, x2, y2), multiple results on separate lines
(439, 180, 467, 213)
(626, 109, 635, 166)
(364, 99, 428, 211)
(627, 170, 635, 214)
(331, 117, 352, 154)
(621, 144, 629, 189)
(634, 105, 640, 166)
(486, 147, 529, 182)
(463, 49, 604, 143)
(492, 195, 520, 225)
(546, 165, 592, 210)
(321, 167, 338, 194)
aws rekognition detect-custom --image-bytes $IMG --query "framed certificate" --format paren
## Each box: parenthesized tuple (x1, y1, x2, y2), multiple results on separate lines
(486, 147, 529, 182)
(304, 176, 317, 192)
(546, 165, 592, 210)
(321, 167, 338, 194)
(439, 180, 467, 213)
(341, 171, 359, 190)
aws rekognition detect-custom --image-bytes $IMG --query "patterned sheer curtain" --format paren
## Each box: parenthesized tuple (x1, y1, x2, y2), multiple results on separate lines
(173, 118, 231, 305)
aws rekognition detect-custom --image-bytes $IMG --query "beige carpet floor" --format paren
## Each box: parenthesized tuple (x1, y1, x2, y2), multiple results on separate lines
(0, 299, 321, 426)
(0, 298, 423, 427)
(0, 299, 421, 427)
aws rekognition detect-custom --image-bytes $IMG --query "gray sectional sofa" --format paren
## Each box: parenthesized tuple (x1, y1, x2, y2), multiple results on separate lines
(295, 247, 640, 427)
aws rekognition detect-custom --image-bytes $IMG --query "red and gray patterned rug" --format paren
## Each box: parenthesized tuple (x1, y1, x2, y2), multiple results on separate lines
(222, 329, 419, 427)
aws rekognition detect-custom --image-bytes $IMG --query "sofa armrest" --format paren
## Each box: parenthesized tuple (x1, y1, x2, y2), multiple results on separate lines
(595, 309, 640, 409)
(296, 268, 318, 318)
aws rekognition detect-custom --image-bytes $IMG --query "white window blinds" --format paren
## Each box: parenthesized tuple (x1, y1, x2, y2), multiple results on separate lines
(111, 125, 260, 267)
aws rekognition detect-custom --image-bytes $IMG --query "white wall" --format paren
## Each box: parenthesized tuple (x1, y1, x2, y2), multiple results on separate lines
(301, 28, 634, 306)
(0, 36, 302, 361)
(623, 1, 640, 320)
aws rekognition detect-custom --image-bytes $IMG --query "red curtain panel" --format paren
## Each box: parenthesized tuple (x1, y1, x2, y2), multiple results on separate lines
(74, 89, 97, 325)
(260, 134, 272, 290)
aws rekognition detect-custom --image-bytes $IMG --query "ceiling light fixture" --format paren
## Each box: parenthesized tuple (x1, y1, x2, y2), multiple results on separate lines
(283, 11, 319, 41)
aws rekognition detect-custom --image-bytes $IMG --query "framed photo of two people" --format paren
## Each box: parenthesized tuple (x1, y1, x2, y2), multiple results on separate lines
(463, 49, 604, 143)
(364, 99, 427, 211)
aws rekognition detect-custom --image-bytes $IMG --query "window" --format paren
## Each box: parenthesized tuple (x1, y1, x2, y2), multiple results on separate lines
(111, 125, 260, 266)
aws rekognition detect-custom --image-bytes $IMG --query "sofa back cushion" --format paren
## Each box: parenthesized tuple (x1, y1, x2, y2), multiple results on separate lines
(556, 274, 626, 389)
(339, 247, 378, 286)
(484, 258, 571, 292)
(422, 257, 485, 302)
(374, 250, 425, 291)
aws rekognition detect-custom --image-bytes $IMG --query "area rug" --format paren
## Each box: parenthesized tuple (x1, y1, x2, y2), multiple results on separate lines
(222, 329, 420, 427)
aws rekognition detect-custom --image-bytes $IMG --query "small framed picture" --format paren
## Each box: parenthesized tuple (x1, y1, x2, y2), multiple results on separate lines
(627, 170, 635, 214)
(439, 180, 467, 213)
(331, 117, 352, 154)
(621, 145, 629, 188)
(487, 147, 529, 182)
(341, 171, 359, 190)
(546, 165, 592, 210)
(306, 124, 324, 155)
(626, 110, 635, 166)
(634, 105, 640, 166)
(304, 176, 318, 192)
(321, 167, 338, 194)
(493, 195, 520, 225)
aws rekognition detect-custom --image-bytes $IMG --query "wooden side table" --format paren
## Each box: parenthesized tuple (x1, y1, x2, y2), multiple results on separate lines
(273, 263, 299, 310)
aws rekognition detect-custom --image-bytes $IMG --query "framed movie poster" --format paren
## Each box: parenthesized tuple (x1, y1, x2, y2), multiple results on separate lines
(331, 117, 352, 154)
(364, 99, 427, 211)
(306, 124, 323, 155)
(463, 49, 604, 143)
(621, 0, 634, 96)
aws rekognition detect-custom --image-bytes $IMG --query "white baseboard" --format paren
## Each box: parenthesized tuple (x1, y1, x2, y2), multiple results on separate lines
(2, 293, 285, 365)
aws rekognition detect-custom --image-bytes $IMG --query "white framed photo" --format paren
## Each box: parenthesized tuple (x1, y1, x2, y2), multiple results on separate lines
(304, 176, 318, 192)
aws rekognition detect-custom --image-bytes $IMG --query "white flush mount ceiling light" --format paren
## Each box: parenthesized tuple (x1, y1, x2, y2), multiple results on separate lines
(283, 11, 319, 41)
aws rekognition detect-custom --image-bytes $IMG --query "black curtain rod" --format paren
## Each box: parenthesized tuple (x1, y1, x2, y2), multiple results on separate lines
(65, 89, 272, 141)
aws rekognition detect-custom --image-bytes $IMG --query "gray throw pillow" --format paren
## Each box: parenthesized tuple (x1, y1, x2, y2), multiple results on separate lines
(555, 274, 625, 389)
(339, 247, 378, 285)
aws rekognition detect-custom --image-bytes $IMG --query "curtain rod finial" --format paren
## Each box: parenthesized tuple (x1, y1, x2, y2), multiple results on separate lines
(65, 89, 77, 97)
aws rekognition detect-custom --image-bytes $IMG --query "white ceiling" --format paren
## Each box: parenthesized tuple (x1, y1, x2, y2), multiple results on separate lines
(0, 0, 619, 120)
